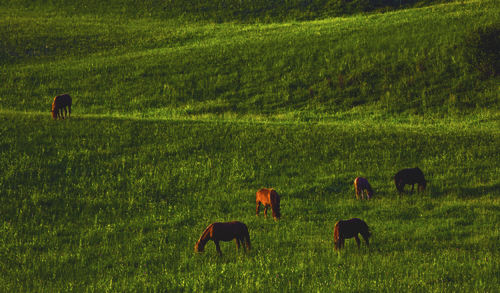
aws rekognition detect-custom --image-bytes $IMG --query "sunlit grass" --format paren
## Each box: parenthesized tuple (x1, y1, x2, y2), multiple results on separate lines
(1, 0, 499, 291)
(1, 112, 499, 291)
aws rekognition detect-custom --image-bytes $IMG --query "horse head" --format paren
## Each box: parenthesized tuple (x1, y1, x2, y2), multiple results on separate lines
(271, 191, 281, 219)
(394, 177, 404, 193)
(367, 189, 374, 199)
(194, 241, 205, 253)
(419, 181, 427, 192)
(51, 101, 58, 119)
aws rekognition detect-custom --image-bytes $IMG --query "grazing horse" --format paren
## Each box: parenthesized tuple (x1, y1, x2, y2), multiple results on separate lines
(256, 188, 281, 219)
(194, 221, 251, 256)
(51, 94, 72, 120)
(354, 177, 373, 199)
(394, 167, 427, 194)
(334, 218, 371, 251)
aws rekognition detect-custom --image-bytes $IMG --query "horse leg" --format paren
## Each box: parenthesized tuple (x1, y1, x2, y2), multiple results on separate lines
(240, 237, 246, 251)
(63, 107, 68, 119)
(234, 238, 241, 250)
(256, 202, 260, 216)
(239, 237, 248, 252)
(264, 206, 268, 218)
(362, 235, 370, 248)
(355, 188, 360, 199)
(215, 240, 222, 256)
(354, 236, 361, 249)
(411, 184, 415, 194)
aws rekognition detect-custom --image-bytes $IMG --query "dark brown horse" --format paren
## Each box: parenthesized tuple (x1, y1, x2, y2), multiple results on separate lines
(194, 221, 251, 256)
(256, 188, 281, 219)
(334, 218, 371, 250)
(354, 177, 373, 199)
(394, 167, 427, 194)
(51, 94, 72, 120)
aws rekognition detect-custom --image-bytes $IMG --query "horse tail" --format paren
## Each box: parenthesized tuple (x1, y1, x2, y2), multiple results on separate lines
(66, 94, 72, 116)
(51, 97, 58, 119)
(243, 224, 251, 251)
(333, 221, 340, 250)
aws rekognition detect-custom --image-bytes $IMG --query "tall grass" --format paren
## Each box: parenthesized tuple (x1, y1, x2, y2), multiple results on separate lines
(1, 0, 499, 291)
(1, 114, 499, 291)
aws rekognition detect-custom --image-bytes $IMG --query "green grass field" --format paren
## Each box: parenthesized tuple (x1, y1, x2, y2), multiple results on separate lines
(1, 0, 500, 291)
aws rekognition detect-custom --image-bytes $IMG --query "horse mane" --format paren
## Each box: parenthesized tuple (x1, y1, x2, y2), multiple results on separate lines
(197, 223, 214, 245)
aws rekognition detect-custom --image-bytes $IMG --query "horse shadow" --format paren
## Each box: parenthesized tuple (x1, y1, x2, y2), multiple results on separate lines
(454, 183, 500, 199)
(288, 178, 352, 200)
(413, 180, 500, 199)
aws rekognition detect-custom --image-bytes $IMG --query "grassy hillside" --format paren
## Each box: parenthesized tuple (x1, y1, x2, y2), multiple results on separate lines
(1, 0, 499, 119)
(1, 0, 500, 291)
(1, 113, 499, 291)
(1, 0, 461, 22)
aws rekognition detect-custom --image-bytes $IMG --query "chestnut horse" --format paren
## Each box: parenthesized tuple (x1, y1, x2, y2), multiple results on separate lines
(194, 221, 251, 256)
(354, 177, 373, 199)
(394, 167, 427, 194)
(334, 218, 371, 250)
(256, 188, 281, 219)
(51, 94, 72, 120)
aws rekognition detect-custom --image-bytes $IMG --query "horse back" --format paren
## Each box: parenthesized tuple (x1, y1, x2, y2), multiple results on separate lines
(396, 167, 426, 185)
(354, 177, 372, 191)
(340, 218, 371, 238)
(54, 94, 72, 109)
(256, 188, 274, 205)
(212, 221, 247, 242)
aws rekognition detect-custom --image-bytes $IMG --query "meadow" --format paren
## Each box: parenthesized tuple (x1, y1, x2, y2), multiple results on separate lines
(1, 0, 500, 291)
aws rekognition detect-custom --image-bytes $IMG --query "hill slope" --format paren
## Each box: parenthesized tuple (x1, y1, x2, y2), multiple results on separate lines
(0, 0, 499, 119)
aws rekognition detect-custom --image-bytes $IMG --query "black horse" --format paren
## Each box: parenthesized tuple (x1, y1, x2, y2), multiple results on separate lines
(334, 218, 372, 251)
(394, 167, 427, 194)
(51, 94, 72, 120)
